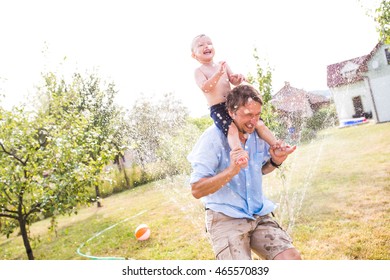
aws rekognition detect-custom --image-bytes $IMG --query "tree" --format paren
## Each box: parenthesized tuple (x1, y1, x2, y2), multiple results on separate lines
(0, 101, 98, 259)
(127, 92, 188, 172)
(188, 116, 213, 132)
(158, 120, 201, 176)
(38, 72, 128, 207)
(127, 96, 161, 169)
(246, 48, 286, 139)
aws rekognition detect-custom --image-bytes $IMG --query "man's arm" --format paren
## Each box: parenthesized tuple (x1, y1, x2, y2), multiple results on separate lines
(191, 165, 239, 199)
(262, 145, 296, 175)
(261, 159, 279, 175)
(191, 148, 247, 199)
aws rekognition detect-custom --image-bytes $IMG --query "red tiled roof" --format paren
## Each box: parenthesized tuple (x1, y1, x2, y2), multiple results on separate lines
(272, 82, 312, 115)
(327, 42, 383, 88)
(306, 92, 329, 104)
(326, 55, 368, 88)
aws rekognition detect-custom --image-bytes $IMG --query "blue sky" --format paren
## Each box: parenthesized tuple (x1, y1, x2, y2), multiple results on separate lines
(0, 0, 381, 116)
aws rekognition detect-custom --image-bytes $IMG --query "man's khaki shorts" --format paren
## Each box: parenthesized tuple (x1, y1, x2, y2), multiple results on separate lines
(205, 209, 295, 260)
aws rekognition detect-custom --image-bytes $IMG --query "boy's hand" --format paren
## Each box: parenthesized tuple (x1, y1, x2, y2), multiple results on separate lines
(230, 73, 246, 84)
(218, 61, 226, 75)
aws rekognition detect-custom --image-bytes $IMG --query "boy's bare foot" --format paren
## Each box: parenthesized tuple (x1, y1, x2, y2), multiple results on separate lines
(236, 155, 248, 168)
(231, 147, 249, 168)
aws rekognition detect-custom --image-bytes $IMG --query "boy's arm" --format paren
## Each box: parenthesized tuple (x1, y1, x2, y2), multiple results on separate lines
(194, 63, 225, 93)
(225, 63, 245, 86)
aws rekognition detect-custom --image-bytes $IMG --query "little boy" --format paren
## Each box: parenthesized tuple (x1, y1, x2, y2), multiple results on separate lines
(191, 34, 293, 164)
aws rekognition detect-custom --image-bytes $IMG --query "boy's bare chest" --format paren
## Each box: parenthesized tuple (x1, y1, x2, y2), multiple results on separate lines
(200, 65, 220, 79)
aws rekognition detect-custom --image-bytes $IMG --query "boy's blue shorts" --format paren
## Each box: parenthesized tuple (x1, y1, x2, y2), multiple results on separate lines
(210, 102, 232, 137)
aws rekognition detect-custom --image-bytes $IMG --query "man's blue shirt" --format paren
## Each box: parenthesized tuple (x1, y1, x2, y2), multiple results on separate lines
(187, 125, 276, 219)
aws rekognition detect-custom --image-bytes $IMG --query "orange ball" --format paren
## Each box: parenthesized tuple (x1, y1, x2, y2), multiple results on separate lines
(135, 224, 150, 241)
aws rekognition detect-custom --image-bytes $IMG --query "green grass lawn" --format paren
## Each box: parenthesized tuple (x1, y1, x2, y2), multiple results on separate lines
(1, 122, 389, 260)
(263, 122, 390, 260)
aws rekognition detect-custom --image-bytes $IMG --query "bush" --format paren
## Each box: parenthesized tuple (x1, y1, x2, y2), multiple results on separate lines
(92, 163, 161, 199)
(299, 104, 338, 143)
(306, 104, 338, 132)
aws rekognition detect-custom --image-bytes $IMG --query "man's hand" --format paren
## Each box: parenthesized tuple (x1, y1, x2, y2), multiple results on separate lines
(230, 147, 249, 170)
(269, 145, 296, 166)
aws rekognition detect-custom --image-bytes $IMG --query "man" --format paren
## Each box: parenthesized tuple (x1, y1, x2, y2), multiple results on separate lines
(187, 84, 301, 260)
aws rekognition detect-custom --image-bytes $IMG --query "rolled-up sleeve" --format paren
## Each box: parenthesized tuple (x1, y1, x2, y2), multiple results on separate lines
(187, 126, 224, 184)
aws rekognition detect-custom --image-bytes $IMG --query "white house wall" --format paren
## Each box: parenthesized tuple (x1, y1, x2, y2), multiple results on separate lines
(331, 81, 372, 120)
(365, 44, 390, 123)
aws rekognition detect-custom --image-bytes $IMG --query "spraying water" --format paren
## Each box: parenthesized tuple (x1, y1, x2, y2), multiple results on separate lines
(269, 93, 338, 232)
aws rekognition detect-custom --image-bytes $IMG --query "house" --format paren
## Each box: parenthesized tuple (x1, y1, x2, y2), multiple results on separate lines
(272, 82, 330, 118)
(327, 42, 390, 123)
(271, 82, 330, 139)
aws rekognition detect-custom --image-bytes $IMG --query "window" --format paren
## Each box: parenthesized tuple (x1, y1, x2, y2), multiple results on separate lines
(343, 70, 356, 79)
(352, 96, 363, 118)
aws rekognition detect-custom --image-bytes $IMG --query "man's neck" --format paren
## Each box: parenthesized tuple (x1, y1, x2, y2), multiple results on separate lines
(233, 120, 247, 144)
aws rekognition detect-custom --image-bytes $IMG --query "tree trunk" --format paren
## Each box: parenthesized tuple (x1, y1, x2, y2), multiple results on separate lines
(118, 156, 130, 188)
(19, 218, 34, 260)
(95, 185, 102, 207)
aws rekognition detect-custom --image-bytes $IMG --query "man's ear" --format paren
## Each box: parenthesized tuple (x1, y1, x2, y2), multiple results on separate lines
(228, 109, 235, 119)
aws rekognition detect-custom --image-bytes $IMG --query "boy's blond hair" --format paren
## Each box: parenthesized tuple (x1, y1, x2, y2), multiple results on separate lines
(191, 34, 207, 52)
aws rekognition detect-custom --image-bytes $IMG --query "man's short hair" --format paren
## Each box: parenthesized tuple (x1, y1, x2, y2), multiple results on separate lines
(226, 85, 263, 113)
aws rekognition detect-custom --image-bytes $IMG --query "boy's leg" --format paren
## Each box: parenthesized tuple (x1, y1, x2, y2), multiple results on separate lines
(255, 120, 278, 148)
(210, 102, 248, 166)
(228, 122, 248, 166)
(255, 120, 296, 157)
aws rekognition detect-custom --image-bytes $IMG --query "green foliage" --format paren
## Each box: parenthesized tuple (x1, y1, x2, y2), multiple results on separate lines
(0, 102, 96, 258)
(188, 116, 213, 132)
(38, 71, 129, 206)
(97, 164, 156, 197)
(127, 92, 189, 170)
(300, 104, 338, 143)
(246, 48, 273, 104)
(0, 70, 128, 259)
(246, 48, 284, 139)
(374, 0, 390, 44)
(306, 104, 338, 132)
(157, 121, 203, 175)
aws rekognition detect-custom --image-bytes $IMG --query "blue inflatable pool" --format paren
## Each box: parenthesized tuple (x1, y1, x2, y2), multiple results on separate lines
(339, 117, 368, 128)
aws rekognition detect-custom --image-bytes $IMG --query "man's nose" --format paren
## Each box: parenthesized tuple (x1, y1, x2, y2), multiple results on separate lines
(250, 116, 258, 125)
(250, 118, 258, 126)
